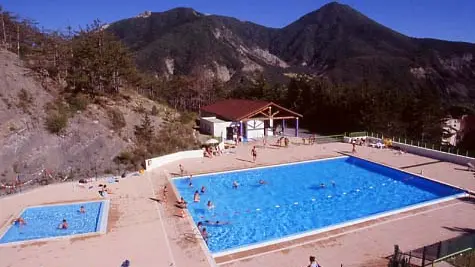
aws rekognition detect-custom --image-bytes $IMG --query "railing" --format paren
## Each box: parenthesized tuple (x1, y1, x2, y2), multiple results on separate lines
(346, 131, 368, 138)
(315, 134, 345, 143)
(366, 132, 475, 158)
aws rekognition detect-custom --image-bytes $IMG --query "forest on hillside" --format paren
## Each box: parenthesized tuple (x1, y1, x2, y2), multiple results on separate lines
(1, 6, 474, 152)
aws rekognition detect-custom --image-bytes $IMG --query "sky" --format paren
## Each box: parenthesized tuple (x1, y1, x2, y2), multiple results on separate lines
(2, 0, 475, 43)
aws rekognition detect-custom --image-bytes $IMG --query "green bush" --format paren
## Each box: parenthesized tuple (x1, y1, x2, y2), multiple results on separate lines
(68, 93, 89, 112)
(179, 111, 195, 124)
(45, 111, 68, 134)
(107, 108, 126, 130)
(151, 105, 159, 116)
(17, 88, 34, 113)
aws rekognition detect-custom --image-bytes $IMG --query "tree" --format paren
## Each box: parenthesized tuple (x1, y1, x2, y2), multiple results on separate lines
(134, 113, 154, 145)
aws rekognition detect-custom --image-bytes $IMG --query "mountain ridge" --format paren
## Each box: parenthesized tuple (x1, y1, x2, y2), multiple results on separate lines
(107, 2, 475, 102)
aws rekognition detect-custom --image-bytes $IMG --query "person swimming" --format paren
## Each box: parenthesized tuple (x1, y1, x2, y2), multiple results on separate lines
(207, 200, 215, 210)
(194, 190, 200, 202)
(320, 183, 325, 188)
(200, 186, 206, 193)
(201, 227, 209, 244)
(258, 179, 267, 185)
(13, 217, 26, 226)
(58, 219, 68, 229)
(197, 221, 203, 231)
(189, 181, 193, 187)
(79, 206, 86, 213)
(204, 220, 230, 226)
(232, 181, 239, 189)
(331, 180, 335, 187)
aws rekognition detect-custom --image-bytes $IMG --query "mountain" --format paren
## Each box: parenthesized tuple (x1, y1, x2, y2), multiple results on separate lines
(107, 2, 475, 102)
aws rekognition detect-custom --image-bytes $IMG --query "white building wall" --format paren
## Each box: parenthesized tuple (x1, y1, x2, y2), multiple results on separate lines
(213, 121, 232, 139)
(200, 117, 214, 135)
(246, 120, 265, 139)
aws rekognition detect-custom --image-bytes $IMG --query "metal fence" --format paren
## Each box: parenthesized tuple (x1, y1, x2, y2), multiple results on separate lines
(344, 131, 475, 158)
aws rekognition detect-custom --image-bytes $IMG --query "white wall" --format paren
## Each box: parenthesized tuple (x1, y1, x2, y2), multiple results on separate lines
(200, 117, 214, 135)
(213, 121, 232, 139)
(246, 120, 265, 139)
(145, 150, 203, 171)
(392, 142, 473, 166)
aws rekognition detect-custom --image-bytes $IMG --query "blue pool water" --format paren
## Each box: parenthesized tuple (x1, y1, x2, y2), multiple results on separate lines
(173, 156, 465, 253)
(0, 201, 107, 244)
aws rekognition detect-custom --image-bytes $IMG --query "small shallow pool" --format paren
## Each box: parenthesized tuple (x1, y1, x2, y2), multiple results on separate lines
(0, 200, 109, 244)
(173, 156, 466, 254)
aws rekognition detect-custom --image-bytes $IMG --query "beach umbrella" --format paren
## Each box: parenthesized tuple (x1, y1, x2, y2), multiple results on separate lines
(225, 140, 236, 145)
(205, 138, 219, 145)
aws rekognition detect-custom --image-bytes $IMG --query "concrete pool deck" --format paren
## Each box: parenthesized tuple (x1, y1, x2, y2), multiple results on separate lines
(0, 138, 474, 266)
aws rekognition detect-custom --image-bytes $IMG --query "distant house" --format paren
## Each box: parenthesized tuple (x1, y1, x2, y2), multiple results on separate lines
(442, 118, 461, 146)
(199, 99, 302, 141)
(442, 115, 475, 146)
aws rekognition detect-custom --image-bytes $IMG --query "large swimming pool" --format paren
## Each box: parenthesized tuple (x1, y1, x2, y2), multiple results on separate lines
(173, 156, 466, 254)
(0, 200, 109, 244)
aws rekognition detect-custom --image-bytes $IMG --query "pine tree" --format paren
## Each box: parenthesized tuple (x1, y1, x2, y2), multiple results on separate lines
(134, 114, 154, 145)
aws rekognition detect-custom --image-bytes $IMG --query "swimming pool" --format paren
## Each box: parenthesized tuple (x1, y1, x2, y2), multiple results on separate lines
(0, 200, 109, 245)
(173, 156, 466, 254)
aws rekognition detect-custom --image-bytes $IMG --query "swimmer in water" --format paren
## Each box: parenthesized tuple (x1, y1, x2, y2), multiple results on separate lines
(194, 190, 200, 202)
(58, 219, 68, 229)
(258, 179, 267, 185)
(232, 181, 239, 189)
(201, 227, 209, 244)
(331, 181, 335, 187)
(320, 183, 325, 188)
(12, 217, 26, 226)
(79, 206, 86, 213)
(200, 186, 206, 194)
(189, 181, 193, 187)
(197, 221, 203, 231)
(207, 200, 215, 210)
(204, 220, 230, 226)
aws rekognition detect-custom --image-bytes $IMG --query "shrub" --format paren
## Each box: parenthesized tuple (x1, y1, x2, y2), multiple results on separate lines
(114, 151, 134, 165)
(107, 108, 126, 130)
(68, 93, 89, 112)
(45, 111, 68, 134)
(151, 105, 159, 116)
(179, 111, 195, 124)
(17, 88, 33, 113)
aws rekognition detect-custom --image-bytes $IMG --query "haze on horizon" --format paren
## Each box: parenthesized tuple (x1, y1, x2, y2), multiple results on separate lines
(2, 0, 475, 43)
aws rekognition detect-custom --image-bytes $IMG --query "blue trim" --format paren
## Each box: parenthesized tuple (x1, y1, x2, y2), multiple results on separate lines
(95, 201, 104, 232)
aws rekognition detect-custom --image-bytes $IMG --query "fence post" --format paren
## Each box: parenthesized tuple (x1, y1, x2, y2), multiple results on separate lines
(411, 140, 413, 145)
(417, 141, 420, 146)
(448, 147, 451, 153)
(467, 151, 469, 157)
(422, 246, 426, 267)
(436, 241, 442, 259)
(456, 149, 459, 155)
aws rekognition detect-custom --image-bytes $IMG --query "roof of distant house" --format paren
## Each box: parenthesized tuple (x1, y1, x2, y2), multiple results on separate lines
(200, 99, 302, 121)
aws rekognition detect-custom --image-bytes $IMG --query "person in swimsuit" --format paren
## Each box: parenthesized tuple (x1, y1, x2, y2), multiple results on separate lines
(259, 179, 267, 185)
(13, 217, 26, 226)
(194, 190, 200, 202)
(79, 206, 86, 213)
(251, 146, 257, 162)
(58, 219, 68, 229)
(179, 164, 185, 176)
(232, 181, 239, 189)
(200, 186, 206, 194)
(201, 227, 209, 244)
(207, 200, 215, 210)
(308, 256, 320, 267)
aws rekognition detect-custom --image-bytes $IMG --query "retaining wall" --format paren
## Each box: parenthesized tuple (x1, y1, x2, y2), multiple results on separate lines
(145, 150, 203, 171)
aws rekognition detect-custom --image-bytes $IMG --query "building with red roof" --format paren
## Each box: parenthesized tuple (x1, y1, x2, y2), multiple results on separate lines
(199, 99, 302, 141)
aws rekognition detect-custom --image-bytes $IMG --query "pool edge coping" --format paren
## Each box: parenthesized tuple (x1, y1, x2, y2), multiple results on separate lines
(0, 199, 110, 247)
(171, 155, 348, 180)
(169, 153, 470, 259)
(211, 192, 468, 258)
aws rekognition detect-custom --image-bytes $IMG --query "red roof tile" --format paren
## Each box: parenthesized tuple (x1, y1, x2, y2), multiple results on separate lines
(200, 99, 302, 121)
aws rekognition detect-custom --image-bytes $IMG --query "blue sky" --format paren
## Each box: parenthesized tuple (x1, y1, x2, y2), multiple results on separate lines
(2, 0, 475, 43)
